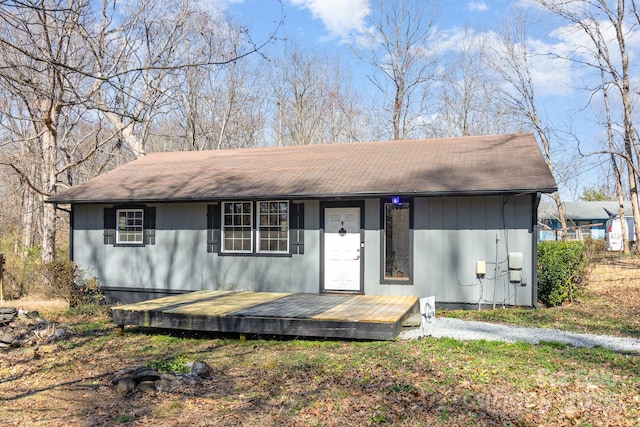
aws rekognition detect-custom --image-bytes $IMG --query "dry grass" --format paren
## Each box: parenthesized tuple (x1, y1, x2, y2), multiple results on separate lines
(588, 255, 640, 306)
(0, 297, 68, 315)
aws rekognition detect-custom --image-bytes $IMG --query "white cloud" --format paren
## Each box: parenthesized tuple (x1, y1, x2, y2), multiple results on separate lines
(466, 1, 489, 12)
(289, 0, 370, 41)
(437, 26, 575, 98)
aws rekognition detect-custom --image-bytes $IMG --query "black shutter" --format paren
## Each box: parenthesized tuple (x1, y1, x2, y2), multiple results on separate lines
(104, 207, 116, 245)
(290, 203, 305, 255)
(207, 204, 221, 253)
(143, 206, 156, 245)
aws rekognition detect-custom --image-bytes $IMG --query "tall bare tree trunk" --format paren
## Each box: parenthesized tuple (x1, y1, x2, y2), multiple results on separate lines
(21, 187, 35, 255)
(600, 57, 629, 252)
(40, 128, 58, 263)
(616, 0, 640, 244)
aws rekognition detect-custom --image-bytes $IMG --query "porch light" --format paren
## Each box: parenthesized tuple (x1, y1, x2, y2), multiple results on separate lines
(391, 196, 401, 205)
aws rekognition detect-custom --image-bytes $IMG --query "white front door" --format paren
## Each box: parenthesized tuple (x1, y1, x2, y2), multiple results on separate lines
(324, 207, 361, 292)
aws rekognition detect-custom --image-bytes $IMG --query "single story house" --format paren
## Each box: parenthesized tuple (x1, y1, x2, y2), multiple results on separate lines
(538, 200, 632, 241)
(49, 133, 557, 308)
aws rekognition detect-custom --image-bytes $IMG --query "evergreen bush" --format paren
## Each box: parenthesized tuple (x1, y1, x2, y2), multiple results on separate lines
(537, 241, 589, 307)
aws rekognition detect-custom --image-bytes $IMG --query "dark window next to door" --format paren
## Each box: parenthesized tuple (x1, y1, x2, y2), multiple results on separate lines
(383, 201, 411, 283)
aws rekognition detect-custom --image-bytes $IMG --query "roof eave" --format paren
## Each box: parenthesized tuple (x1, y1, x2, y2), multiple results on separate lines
(47, 186, 558, 205)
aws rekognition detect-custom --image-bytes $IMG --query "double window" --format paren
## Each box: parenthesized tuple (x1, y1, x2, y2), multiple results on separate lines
(221, 201, 290, 254)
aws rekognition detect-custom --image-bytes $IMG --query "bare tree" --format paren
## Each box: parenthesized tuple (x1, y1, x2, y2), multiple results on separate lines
(436, 28, 506, 137)
(537, 0, 640, 244)
(351, 0, 441, 140)
(488, 8, 568, 238)
(271, 44, 364, 146)
(0, 0, 280, 263)
(0, 0, 107, 263)
(154, 11, 269, 151)
(599, 60, 629, 251)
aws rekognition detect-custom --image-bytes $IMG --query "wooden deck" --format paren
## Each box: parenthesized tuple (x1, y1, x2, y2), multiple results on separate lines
(111, 291, 419, 340)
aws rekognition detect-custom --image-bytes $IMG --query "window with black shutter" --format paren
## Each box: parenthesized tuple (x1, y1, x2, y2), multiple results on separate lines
(103, 205, 155, 246)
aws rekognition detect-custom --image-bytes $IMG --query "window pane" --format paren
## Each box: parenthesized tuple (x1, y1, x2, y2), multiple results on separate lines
(222, 202, 252, 253)
(257, 201, 289, 253)
(117, 209, 144, 244)
(384, 203, 410, 280)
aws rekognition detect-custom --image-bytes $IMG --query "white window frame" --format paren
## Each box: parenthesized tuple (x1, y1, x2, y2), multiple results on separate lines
(222, 201, 253, 253)
(116, 209, 144, 244)
(257, 201, 289, 253)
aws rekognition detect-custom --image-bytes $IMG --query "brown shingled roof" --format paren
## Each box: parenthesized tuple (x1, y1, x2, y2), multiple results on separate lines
(48, 133, 557, 204)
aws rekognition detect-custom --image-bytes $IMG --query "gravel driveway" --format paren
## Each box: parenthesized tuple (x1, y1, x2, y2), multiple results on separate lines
(399, 317, 640, 353)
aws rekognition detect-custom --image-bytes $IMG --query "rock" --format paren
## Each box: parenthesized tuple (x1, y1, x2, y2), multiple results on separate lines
(132, 367, 161, 383)
(0, 333, 15, 345)
(112, 367, 137, 384)
(157, 373, 178, 392)
(188, 361, 211, 378)
(53, 329, 66, 340)
(111, 362, 211, 396)
(137, 380, 157, 393)
(116, 378, 136, 396)
(0, 308, 16, 324)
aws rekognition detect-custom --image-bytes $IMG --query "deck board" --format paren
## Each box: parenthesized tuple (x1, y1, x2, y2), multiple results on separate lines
(164, 291, 289, 316)
(117, 290, 232, 311)
(314, 295, 417, 323)
(230, 294, 354, 319)
(112, 291, 419, 340)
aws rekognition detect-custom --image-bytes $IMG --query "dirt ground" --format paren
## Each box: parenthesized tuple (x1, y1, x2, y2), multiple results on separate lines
(0, 257, 639, 426)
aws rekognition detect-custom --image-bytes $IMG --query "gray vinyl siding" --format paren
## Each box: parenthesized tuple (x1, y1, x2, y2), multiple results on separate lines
(71, 195, 537, 307)
(363, 195, 535, 306)
(72, 202, 320, 301)
(416, 195, 533, 306)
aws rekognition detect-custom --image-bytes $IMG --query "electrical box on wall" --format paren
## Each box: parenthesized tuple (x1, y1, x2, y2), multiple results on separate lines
(475, 260, 486, 277)
(508, 252, 523, 283)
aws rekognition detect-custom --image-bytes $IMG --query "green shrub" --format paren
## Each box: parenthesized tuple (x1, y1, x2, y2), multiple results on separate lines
(146, 355, 190, 374)
(537, 241, 588, 307)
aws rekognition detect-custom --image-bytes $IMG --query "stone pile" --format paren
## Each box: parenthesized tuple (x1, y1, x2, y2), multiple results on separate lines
(111, 361, 212, 396)
(0, 307, 65, 349)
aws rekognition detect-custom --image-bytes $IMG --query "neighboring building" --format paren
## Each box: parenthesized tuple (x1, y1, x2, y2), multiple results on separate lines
(538, 200, 632, 241)
(49, 133, 556, 308)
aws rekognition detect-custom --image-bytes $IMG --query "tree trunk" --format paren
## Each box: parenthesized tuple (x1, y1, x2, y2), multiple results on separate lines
(21, 187, 35, 258)
(40, 128, 58, 264)
(600, 58, 630, 252)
